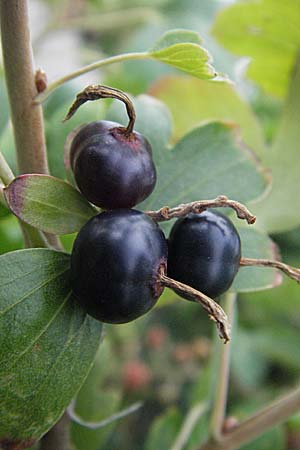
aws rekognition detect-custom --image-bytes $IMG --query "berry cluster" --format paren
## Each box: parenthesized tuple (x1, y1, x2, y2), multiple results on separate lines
(67, 85, 242, 327)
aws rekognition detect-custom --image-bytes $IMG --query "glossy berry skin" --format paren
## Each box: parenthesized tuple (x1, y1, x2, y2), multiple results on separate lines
(71, 209, 167, 323)
(69, 120, 156, 209)
(168, 211, 241, 299)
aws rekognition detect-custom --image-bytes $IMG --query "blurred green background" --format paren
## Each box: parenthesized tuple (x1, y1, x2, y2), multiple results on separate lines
(2, 0, 300, 449)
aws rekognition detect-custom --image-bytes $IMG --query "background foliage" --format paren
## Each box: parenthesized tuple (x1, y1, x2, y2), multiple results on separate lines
(1, 0, 300, 449)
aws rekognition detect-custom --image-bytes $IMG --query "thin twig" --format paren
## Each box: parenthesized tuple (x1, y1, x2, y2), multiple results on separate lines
(0, 152, 14, 185)
(200, 386, 300, 450)
(146, 196, 256, 224)
(35, 52, 148, 103)
(170, 403, 207, 450)
(210, 294, 237, 441)
(159, 273, 231, 343)
(67, 400, 143, 429)
(240, 257, 300, 282)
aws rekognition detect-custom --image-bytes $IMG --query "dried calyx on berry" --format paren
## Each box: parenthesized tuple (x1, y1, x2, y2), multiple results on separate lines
(167, 210, 241, 299)
(64, 85, 156, 209)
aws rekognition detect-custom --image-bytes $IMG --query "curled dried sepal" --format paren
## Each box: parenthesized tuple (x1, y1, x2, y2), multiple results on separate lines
(146, 195, 256, 225)
(159, 273, 231, 343)
(63, 84, 136, 135)
(240, 257, 300, 283)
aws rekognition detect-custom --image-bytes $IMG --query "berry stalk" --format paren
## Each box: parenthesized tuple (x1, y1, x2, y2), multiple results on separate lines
(146, 196, 256, 224)
(159, 273, 231, 343)
(240, 257, 300, 282)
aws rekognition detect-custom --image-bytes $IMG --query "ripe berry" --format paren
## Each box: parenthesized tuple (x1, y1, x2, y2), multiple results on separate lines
(71, 209, 167, 323)
(69, 120, 156, 209)
(167, 210, 241, 299)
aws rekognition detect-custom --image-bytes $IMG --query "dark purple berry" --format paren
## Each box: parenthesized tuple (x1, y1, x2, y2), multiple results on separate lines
(168, 210, 241, 299)
(71, 209, 167, 323)
(69, 120, 156, 209)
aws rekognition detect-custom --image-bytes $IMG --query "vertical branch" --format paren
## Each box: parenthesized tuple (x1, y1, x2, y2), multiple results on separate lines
(0, 0, 49, 174)
(0, 1, 65, 445)
(0, 0, 62, 249)
(210, 293, 236, 440)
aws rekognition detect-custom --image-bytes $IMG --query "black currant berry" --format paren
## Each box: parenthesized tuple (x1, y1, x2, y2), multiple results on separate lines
(69, 120, 156, 209)
(168, 210, 241, 299)
(71, 209, 167, 324)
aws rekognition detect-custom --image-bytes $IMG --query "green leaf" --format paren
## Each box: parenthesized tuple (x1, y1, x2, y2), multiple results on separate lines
(144, 408, 182, 450)
(0, 249, 102, 445)
(253, 61, 300, 233)
(149, 29, 217, 80)
(212, 0, 300, 98)
(150, 76, 266, 157)
(231, 227, 280, 293)
(141, 122, 268, 215)
(4, 174, 95, 235)
(106, 93, 173, 165)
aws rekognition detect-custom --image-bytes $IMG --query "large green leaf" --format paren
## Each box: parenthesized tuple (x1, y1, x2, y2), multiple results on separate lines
(149, 29, 217, 80)
(0, 249, 102, 446)
(212, 0, 300, 98)
(232, 227, 280, 293)
(4, 174, 95, 235)
(142, 122, 268, 213)
(150, 75, 266, 157)
(253, 61, 300, 233)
